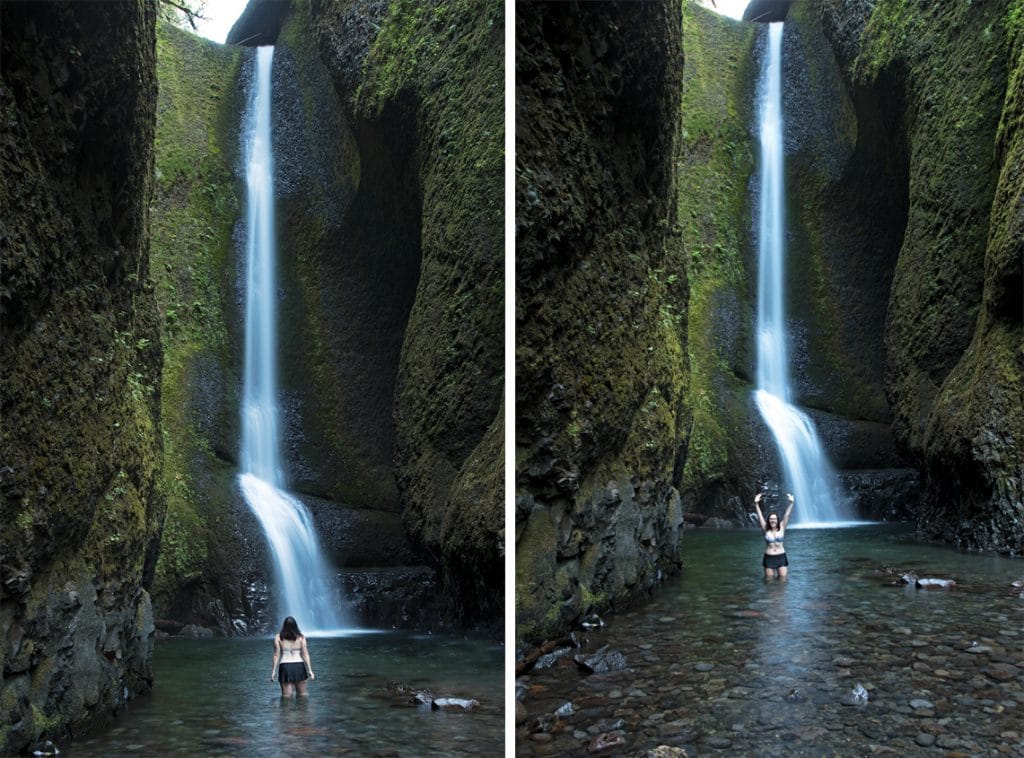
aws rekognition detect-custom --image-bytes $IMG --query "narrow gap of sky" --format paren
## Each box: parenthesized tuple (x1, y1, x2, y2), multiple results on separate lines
(192, 0, 250, 44)
(698, 0, 750, 20)
(192, 1, 749, 44)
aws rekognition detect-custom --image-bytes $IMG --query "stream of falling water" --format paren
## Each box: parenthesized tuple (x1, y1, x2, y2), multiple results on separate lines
(239, 46, 347, 633)
(753, 23, 853, 527)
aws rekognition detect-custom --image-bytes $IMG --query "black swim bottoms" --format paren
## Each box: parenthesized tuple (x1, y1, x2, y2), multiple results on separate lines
(763, 552, 789, 570)
(278, 662, 308, 683)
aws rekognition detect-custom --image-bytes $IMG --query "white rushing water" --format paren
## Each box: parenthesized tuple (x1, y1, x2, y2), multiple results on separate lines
(239, 46, 346, 632)
(753, 24, 851, 527)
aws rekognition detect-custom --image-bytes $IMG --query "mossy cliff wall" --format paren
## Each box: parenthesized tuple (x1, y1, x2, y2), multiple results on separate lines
(305, 0, 505, 624)
(674, 4, 760, 518)
(810, 0, 1023, 552)
(149, 18, 433, 633)
(516, 0, 686, 645)
(147, 23, 276, 634)
(0, 2, 161, 752)
(216, 0, 505, 625)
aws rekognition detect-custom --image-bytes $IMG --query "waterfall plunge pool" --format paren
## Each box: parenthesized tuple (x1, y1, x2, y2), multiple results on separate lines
(517, 525, 1024, 756)
(64, 632, 503, 756)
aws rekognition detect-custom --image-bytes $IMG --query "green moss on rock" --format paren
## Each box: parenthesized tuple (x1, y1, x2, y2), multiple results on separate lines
(0, 2, 161, 752)
(149, 21, 244, 616)
(676, 2, 757, 497)
(515, 0, 686, 645)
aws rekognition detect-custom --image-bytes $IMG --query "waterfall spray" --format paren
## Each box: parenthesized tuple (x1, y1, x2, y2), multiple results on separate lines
(753, 24, 850, 526)
(239, 46, 345, 631)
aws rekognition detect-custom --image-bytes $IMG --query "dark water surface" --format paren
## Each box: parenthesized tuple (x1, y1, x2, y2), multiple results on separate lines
(67, 631, 502, 756)
(518, 525, 1024, 756)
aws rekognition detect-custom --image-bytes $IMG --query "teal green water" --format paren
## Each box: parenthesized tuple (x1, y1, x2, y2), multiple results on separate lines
(68, 632, 502, 756)
(518, 525, 1024, 756)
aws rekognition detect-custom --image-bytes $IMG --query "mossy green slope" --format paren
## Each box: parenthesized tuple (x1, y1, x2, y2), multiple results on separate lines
(149, 22, 245, 618)
(853, 0, 1009, 453)
(676, 2, 757, 505)
(917, 2, 1024, 552)
(355, 0, 506, 622)
(295, 0, 504, 623)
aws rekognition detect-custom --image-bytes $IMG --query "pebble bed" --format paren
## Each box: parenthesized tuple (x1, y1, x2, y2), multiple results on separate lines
(518, 525, 1024, 756)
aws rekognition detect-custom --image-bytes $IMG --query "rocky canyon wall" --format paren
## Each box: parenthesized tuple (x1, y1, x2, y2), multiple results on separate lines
(1, 1, 161, 752)
(515, 0, 687, 645)
(811, 0, 1023, 553)
(307, 0, 505, 625)
(151, 0, 505, 632)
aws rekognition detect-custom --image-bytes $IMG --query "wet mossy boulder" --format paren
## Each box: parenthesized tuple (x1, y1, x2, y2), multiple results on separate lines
(515, 0, 687, 645)
(0, 1, 161, 753)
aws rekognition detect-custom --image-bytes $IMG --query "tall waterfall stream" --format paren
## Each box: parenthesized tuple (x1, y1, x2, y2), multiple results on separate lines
(238, 46, 346, 633)
(752, 23, 853, 527)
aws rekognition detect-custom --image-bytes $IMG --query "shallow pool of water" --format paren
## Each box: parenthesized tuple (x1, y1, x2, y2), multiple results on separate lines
(67, 631, 503, 756)
(518, 525, 1024, 756)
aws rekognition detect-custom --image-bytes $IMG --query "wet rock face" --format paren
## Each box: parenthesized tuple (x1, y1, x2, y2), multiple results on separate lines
(810, 1, 1023, 553)
(227, 0, 292, 46)
(742, 0, 794, 24)
(0, 1, 160, 753)
(269, 24, 416, 512)
(516, 0, 686, 644)
(308, 0, 505, 626)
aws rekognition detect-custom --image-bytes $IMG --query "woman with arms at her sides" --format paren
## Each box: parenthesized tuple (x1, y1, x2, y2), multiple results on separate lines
(754, 491, 794, 579)
(270, 616, 316, 697)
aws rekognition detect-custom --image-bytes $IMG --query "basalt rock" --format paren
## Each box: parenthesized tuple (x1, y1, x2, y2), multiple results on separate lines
(227, 0, 291, 46)
(742, 0, 794, 24)
(303, 0, 505, 625)
(516, 0, 686, 645)
(0, 1, 160, 753)
(807, 0, 1024, 553)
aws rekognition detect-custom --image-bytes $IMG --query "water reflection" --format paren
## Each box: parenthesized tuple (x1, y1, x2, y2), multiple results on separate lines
(67, 633, 502, 756)
(518, 525, 1024, 756)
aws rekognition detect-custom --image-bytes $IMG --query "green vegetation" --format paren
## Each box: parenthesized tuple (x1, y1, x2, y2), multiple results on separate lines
(150, 21, 242, 597)
(676, 1, 756, 490)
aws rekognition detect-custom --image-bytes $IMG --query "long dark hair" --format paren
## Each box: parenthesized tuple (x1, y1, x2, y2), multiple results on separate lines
(767, 512, 781, 532)
(279, 616, 302, 641)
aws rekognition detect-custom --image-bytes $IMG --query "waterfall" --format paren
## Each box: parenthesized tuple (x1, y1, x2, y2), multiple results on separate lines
(753, 24, 850, 526)
(239, 46, 345, 632)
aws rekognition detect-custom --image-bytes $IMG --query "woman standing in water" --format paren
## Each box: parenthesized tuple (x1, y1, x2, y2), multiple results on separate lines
(270, 616, 316, 697)
(754, 491, 794, 578)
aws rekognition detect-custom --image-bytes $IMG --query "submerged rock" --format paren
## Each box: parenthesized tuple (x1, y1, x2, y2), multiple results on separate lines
(534, 647, 574, 671)
(574, 645, 627, 674)
(641, 748, 689, 758)
(178, 624, 215, 639)
(431, 697, 480, 712)
(841, 683, 869, 706)
(515, 701, 527, 725)
(588, 732, 627, 753)
(915, 578, 956, 589)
